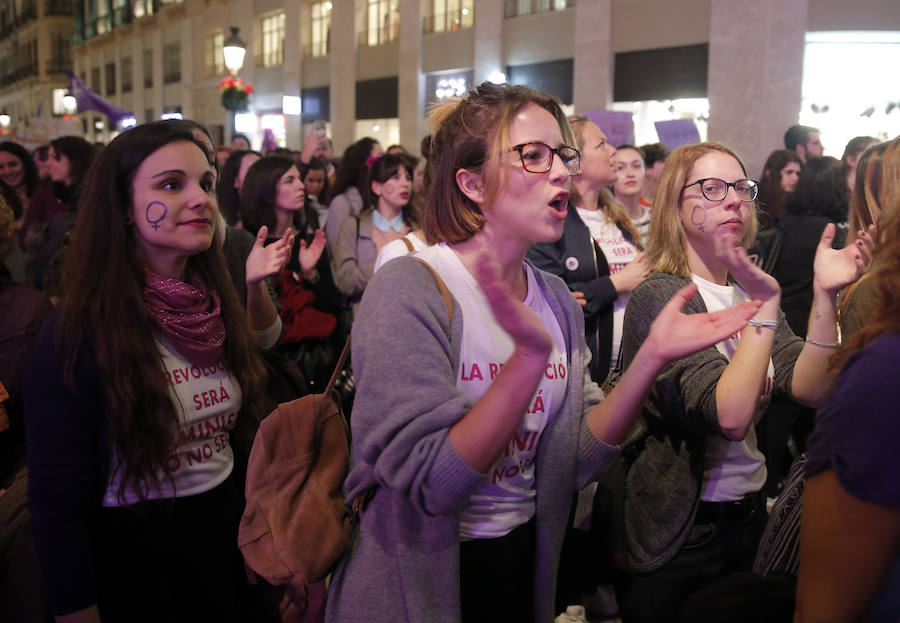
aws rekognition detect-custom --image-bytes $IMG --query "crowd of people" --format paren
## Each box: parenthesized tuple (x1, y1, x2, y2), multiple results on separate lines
(1, 85, 897, 623)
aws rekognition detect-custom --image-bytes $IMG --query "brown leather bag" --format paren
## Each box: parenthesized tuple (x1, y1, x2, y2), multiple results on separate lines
(238, 337, 358, 615)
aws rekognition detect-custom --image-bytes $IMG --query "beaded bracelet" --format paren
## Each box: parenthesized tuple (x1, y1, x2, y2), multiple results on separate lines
(747, 318, 778, 331)
(805, 336, 841, 350)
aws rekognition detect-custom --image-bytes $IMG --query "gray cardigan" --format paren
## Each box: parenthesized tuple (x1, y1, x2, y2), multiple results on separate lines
(332, 209, 377, 307)
(620, 272, 803, 572)
(325, 256, 619, 623)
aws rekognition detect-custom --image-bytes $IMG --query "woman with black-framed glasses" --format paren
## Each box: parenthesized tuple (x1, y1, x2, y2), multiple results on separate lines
(616, 142, 871, 622)
(323, 86, 760, 623)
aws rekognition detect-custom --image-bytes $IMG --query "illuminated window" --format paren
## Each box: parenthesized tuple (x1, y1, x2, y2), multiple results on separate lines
(259, 12, 286, 67)
(309, 1, 331, 57)
(505, 0, 573, 18)
(205, 30, 225, 77)
(361, 0, 398, 47)
(425, 0, 473, 33)
(163, 41, 180, 84)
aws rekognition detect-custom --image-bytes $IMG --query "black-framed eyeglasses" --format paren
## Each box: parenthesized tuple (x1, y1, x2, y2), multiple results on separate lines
(510, 142, 582, 176)
(682, 177, 759, 202)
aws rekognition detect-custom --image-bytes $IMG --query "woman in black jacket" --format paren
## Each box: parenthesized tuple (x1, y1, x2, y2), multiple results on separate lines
(528, 115, 647, 383)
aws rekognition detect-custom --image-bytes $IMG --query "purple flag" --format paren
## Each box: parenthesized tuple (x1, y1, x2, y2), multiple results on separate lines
(67, 72, 133, 123)
(654, 119, 701, 151)
(581, 110, 635, 147)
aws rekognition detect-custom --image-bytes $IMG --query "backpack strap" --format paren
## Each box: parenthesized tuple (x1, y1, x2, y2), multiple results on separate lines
(325, 334, 353, 396)
(401, 237, 414, 253)
(412, 256, 454, 321)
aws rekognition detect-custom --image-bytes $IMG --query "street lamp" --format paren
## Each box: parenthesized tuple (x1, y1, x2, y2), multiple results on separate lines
(63, 94, 77, 115)
(223, 27, 246, 76)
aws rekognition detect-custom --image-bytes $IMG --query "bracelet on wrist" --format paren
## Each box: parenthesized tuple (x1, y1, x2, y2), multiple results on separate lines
(805, 336, 841, 350)
(747, 318, 778, 331)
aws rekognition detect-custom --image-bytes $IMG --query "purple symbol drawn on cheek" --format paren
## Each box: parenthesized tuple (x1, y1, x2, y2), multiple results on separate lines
(691, 205, 707, 232)
(146, 201, 168, 231)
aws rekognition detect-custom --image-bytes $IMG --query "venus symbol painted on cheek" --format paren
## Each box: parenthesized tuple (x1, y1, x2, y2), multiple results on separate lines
(691, 206, 707, 232)
(146, 201, 168, 231)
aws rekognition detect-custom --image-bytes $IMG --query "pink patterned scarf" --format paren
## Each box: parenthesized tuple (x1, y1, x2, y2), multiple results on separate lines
(143, 268, 226, 367)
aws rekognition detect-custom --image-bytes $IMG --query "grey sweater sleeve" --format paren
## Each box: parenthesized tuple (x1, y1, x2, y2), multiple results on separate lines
(623, 274, 729, 438)
(332, 216, 373, 299)
(346, 257, 486, 518)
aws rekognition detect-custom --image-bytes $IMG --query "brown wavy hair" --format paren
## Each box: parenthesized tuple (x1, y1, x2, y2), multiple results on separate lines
(423, 82, 574, 245)
(833, 138, 900, 370)
(645, 142, 757, 277)
(846, 138, 895, 247)
(57, 122, 266, 502)
(567, 115, 642, 248)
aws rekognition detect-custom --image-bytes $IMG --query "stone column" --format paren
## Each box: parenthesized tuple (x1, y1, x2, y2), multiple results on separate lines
(180, 18, 194, 120)
(330, 0, 357, 153)
(573, 0, 613, 112)
(473, 0, 504, 85)
(150, 28, 164, 122)
(707, 0, 808, 176)
(397, 0, 423, 150)
(283, 0, 302, 149)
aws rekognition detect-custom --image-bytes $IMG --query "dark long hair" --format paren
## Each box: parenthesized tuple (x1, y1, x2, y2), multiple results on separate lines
(785, 156, 849, 223)
(239, 155, 297, 236)
(758, 149, 802, 229)
(217, 149, 259, 225)
(363, 153, 417, 228)
(0, 141, 40, 197)
(329, 137, 379, 203)
(57, 122, 266, 502)
(50, 135, 96, 191)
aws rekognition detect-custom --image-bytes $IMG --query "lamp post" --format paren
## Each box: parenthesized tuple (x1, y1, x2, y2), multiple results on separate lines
(223, 27, 246, 77)
(222, 26, 247, 142)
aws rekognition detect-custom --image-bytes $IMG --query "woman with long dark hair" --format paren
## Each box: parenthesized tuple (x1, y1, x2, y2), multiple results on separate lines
(757, 149, 802, 230)
(324, 83, 759, 623)
(332, 153, 415, 314)
(24, 122, 280, 622)
(0, 141, 40, 223)
(324, 137, 383, 244)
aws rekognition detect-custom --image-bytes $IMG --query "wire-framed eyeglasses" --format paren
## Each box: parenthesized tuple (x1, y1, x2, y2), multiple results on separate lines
(510, 142, 582, 176)
(682, 178, 759, 202)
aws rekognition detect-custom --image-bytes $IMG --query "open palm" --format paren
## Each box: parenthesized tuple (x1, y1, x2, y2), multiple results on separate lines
(813, 223, 874, 294)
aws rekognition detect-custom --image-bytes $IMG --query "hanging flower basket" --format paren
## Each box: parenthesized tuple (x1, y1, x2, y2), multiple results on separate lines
(219, 77, 254, 113)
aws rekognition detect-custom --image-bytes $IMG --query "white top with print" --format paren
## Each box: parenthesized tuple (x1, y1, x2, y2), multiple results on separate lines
(692, 274, 771, 502)
(417, 244, 568, 540)
(576, 207, 639, 367)
(103, 336, 241, 506)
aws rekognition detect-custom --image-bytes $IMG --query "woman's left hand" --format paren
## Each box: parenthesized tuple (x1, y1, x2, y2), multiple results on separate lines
(643, 283, 761, 366)
(813, 223, 875, 295)
(246, 226, 294, 286)
(298, 229, 326, 273)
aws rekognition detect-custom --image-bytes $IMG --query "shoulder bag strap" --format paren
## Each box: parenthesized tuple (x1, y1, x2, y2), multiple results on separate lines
(412, 256, 454, 321)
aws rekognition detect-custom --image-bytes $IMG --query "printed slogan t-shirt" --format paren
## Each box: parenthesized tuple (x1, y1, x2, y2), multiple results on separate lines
(576, 207, 640, 367)
(692, 274, 772, 502)
(417, 244, 568, 540)
(102, 336, 242, 506)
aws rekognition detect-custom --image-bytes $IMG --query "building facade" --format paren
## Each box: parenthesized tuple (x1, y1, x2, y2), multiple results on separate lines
(12, 0, 897, 175)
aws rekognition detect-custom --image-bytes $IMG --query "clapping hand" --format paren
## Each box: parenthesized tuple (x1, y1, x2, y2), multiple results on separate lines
(813, 223, 875, 295)
(246, 226, 293, 286)
(643, 283, 761, 365)
(474, 244, 552, 360)
(298, 229, 326, 273)
(714, 231, 781, 303)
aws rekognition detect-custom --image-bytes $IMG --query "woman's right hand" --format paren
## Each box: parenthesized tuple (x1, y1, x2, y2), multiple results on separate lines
(610, 253, 648, 294)
(715, 232, 781, 303)
(475, 247, 552, 360)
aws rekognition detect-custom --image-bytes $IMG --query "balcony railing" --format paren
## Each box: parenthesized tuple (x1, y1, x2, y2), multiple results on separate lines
(301, 39, 330, 58)
(0, 61, 39, 88)
(45, 57, 71, 74)
(504, 0, 574, 18)
(423, 9, 473, 34)
(357, 26, 397, 48)
(44, 0, 74, 16)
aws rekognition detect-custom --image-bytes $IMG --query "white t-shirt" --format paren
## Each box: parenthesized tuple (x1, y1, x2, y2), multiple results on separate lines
(576, 207, 639, 367)
(630, 203, 652, 248)
(373, 231, 428, 273)
(103, 337, 242, 506)
(692, 274, 771, 502)
(417, 244, 568, 540)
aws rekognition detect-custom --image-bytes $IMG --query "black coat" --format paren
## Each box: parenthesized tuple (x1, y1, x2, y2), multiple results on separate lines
(527, 203, 634, 382)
